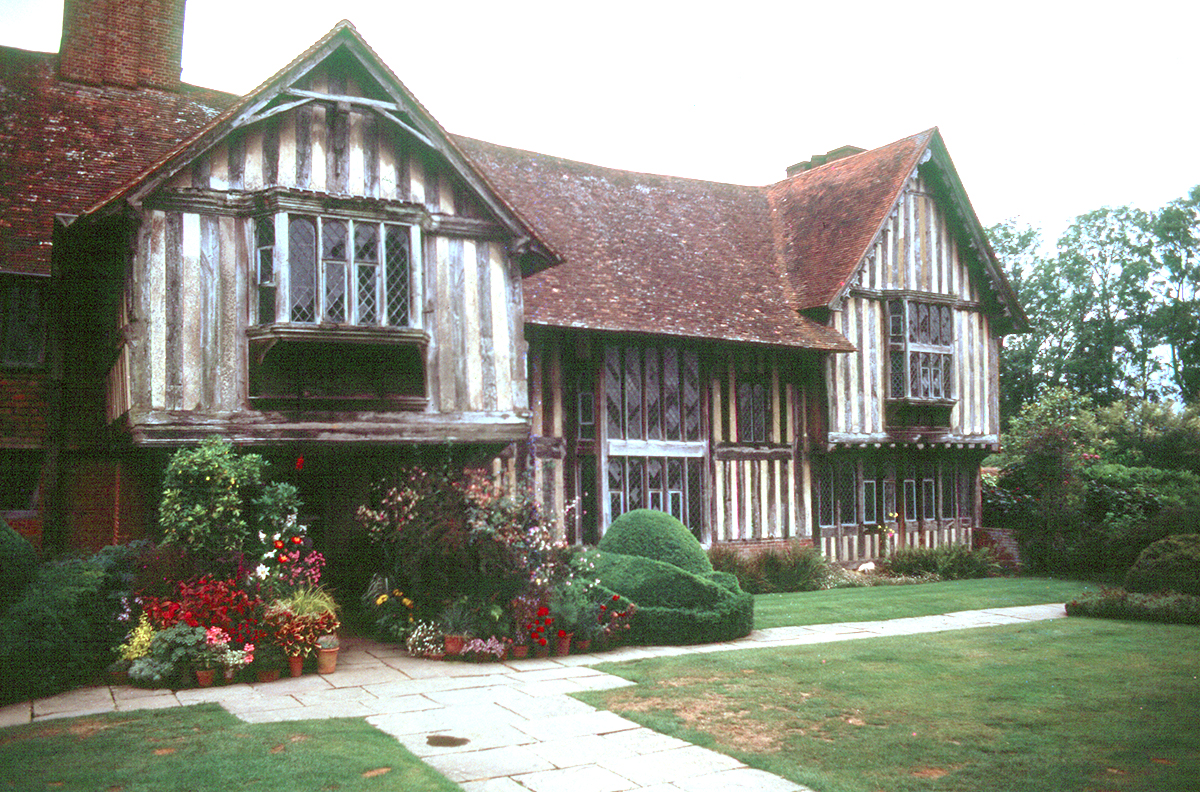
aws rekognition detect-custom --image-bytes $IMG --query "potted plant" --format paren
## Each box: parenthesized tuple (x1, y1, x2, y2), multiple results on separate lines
(316, 633, 339, 674)
(404, 620, 444, 659)
(572, 605, 604, 653)
(264, 586, 341, 674)
(252, 642, 286, 683)
(219, 638, 255, 683)
(438, 597, 477, 656)
(463, 636, 506, 662)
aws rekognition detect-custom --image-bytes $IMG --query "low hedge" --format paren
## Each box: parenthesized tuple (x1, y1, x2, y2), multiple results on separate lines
(594, 552, 753, 645)
(885, 545, 1003, 580)
(598, 510, 713, 575)
(1066, 587, 1200, 625)
(1124, 533, 1200, 596)
(0, 518, 38, 610)
(709, 542, 830, 594)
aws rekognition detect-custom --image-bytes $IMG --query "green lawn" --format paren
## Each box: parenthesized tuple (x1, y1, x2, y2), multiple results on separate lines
(753, 577, 1095, 629)
(578, 618, 1200, 792)
(0, 704, 461, 792)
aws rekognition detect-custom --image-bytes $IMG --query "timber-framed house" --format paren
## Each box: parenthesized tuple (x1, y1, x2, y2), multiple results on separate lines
(2, 0, 1026, 566)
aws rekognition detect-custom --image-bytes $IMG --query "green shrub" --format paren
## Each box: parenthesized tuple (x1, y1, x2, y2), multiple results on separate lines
(708, 542, 831, 594)
(593, 552, 753, 644)
(1124, 534, 1200, 596)
(0, 556, 118, 703)
(158, 438, 291, 566)
(1066, 587, 1200, 625)
(885, 545, 1002, 580)
(599, 510, 712, 575)
(0, 518, 38, 608)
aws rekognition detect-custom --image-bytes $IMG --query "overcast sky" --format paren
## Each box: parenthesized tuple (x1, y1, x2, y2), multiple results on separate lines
(4, 0, 1197, 245)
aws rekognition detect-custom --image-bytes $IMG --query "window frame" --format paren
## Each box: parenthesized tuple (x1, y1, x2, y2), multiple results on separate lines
(886, 298, 955, 403)
(0, 276, 48, 370)
(257, 213, 418, 330)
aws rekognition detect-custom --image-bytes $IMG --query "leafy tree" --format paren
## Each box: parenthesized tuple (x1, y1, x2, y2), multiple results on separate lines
(1151, 187, 1200, 400)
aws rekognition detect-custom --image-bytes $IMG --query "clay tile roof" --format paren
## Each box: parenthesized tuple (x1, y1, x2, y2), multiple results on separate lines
(0, 45, 236, 274)
(767, 129, 935, 310)
(455, 136, 855, 352)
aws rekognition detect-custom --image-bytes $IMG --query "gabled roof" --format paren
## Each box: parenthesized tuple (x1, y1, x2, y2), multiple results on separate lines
(456, 136, 856, 352)
(460, 127, 1027, 347)
(768, 128, 1027, 332)
(767, 129, 934, 310)
(76, 22, 557, 261)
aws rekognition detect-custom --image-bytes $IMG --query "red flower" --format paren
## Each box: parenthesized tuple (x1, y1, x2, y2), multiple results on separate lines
(274, 540, 284, 549)
(612, 595, 620, 602)
(557, 629, 566, 638)
(278, 553, 288, 563)
(538, 637, 547, 646)
(296, 455, 304, 470)
(600, 604, 607, 611)
(537, 606, 550, 617)
(546, 617, 554, 625)
(291, 536, 302, 544)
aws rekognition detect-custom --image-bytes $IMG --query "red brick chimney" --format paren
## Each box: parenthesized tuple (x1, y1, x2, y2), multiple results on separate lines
(58, 0, 185, 90)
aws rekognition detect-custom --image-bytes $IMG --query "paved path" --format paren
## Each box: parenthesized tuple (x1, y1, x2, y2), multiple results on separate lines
(0, 603, 1065, 792)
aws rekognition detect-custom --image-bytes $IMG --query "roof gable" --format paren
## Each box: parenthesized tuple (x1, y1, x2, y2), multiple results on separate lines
(769, 128, 1027, 332)
(80, 22, 555, 259)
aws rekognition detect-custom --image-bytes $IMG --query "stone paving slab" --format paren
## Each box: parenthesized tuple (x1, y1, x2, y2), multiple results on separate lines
(595, 745, 745, 786)
(512, 709, 641, 741)
(673, 767, 812, 792)
(514, 762, 637, 792)
(423, 744, 557, 783)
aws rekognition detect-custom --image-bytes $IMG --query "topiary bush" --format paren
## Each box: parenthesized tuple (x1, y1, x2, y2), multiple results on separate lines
(1124, 534, 1200, 596)
(0, 518, 39, 609)
(593, 552, 753, 645)
(599, 510, 712, 575)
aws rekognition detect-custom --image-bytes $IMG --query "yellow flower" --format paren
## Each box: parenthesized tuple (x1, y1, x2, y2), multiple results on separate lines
(375, 594, 388, 605)
(401, 598, 413, 608)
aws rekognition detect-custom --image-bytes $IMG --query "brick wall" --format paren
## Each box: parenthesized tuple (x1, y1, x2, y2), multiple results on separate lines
(0, 371, 48, 443)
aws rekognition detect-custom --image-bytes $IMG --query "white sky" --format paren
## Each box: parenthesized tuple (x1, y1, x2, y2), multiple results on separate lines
(3, 0, 1197, 245)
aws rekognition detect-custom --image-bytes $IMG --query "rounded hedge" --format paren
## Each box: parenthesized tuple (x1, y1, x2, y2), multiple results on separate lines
(599, 510, 713, 575)
(594, 552, 753, 645)
(1124, 533, 1200, 596)
(0, 518, 38, 608)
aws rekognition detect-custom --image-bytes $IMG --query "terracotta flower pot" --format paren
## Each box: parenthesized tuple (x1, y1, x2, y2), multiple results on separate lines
(553, 632, 573, 657)
(256, 667, 281, 684)
(195, 668, 216, 688)
(317, 647, 338, 674)
(288, 655, 304, 677)
(533, 641, 550, 658)
(443, 634, 466, 656)
(222, 667, 236, 684)
(574, 638, 591, 654)
(511, 644, 529, 659)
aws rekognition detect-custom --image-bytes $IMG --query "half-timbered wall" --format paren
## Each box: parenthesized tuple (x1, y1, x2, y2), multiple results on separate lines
(111, 62, 528, 442)
(818, 171, 999, 562)
(827, 173, 1000, 446)
(528, 330, 823, 545)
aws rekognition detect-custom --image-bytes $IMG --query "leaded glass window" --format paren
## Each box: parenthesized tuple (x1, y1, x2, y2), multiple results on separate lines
(888, 298, 955, 402)
(285, 215, 414, 327)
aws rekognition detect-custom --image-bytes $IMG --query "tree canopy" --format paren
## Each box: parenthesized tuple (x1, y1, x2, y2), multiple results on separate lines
(989, 186, 1200, 422)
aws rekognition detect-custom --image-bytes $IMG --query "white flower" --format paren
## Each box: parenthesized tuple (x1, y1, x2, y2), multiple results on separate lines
(255, 564, 270, 579)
